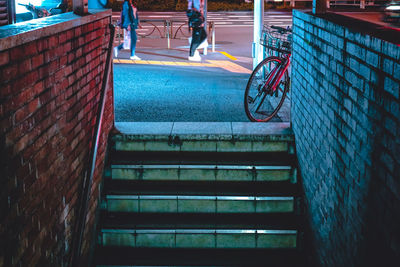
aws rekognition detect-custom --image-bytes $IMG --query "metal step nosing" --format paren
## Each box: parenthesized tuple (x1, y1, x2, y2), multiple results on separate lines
(101, 229, 297, 235)
(111, 164, 292, 171)
(106, 195, 294, 201)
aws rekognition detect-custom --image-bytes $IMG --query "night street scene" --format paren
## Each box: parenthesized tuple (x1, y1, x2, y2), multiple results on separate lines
(0, 0, 399, 266)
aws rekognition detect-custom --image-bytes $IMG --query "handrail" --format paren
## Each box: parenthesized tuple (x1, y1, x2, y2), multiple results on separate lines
(69, 23, 115, 267)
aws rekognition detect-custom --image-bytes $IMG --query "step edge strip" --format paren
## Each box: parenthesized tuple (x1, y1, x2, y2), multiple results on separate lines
(106, 195, 294, 201)
(101, 229, 297, 235)
(111, 165, 292, 170)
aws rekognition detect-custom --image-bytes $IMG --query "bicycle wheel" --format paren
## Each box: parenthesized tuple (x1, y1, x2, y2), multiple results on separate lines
(244, 56, 289, 122)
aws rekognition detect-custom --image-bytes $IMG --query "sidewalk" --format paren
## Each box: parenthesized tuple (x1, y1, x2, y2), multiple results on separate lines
(114, 50, 253, 75)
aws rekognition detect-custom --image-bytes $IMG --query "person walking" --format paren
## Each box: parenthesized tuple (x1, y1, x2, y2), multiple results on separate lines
(187, 0, 208, 61)
(114, 0, 141, 60)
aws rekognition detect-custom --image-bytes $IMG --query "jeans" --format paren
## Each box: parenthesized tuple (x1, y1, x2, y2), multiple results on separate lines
(117, 25, 138, 57)
(189, 26, 207, 56)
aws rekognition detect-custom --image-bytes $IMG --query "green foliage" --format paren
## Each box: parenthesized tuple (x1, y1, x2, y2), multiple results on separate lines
(108, 0, 123, 11)
(175, 0, 187, 11)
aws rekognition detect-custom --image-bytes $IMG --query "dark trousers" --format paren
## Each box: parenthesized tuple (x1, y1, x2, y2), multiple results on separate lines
(189, 26, 207, 56)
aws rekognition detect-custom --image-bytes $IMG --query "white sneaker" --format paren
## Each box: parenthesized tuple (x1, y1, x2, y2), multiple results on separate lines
(188, 50, 201, 61)
(197, 39, 208, 49)
(130, 55, 141, 60)
(114, 47, 119, 58)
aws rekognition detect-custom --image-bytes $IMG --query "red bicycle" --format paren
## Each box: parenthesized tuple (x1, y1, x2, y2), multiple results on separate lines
(244, 25, 292, 122)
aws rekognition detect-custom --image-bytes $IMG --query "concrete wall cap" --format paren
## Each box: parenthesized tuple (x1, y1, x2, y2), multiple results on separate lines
(0, 9, 112, 52)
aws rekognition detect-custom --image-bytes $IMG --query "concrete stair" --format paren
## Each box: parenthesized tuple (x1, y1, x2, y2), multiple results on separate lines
(93, 122, 305, 266)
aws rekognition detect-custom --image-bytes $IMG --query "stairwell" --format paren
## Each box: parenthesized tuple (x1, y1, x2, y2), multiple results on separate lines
(94, 122, 305, 266)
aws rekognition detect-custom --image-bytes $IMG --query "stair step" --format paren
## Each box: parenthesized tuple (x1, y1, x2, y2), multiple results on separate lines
(100, 229, 297, 249)
(111, 164, 296, 183)
(95, 247, 305, 266)
(103, 195, 294, 213)
(103, 180, 300, 196)
(113, 129, 294, 153)
(101, 212, 301, 229)
(111, 151, 295, 166)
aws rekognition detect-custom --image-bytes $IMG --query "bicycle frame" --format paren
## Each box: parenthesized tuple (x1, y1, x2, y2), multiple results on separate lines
(265, 53, 291, 94)
(254, 53, 291, 113)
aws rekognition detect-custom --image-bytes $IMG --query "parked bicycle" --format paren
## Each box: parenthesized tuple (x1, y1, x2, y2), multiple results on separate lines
(244, 24, 292, 122)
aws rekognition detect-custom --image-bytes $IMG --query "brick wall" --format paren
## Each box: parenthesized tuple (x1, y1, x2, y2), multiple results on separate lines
(0, 10, 114, 266)
(291, 10, 400, 267)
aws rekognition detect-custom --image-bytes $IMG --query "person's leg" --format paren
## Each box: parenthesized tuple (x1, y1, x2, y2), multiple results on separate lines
(114, 41, 123, 58)
(189, 27, 202, 56)
(119, 28, 130, 50)
(196, 27, 208, 51)
(200, 27, 207, 43)
(130, 28, 137, 57)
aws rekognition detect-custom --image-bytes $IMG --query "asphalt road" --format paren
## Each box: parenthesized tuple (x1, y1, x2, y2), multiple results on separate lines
(114, 64, 251, 122)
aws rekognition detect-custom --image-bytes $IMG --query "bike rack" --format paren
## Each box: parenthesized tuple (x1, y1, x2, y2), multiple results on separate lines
(114, 19, 215, 51)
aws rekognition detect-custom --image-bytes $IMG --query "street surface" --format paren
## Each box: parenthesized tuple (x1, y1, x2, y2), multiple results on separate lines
(113, 11, 293, 122)
(114, 64, 250, 122)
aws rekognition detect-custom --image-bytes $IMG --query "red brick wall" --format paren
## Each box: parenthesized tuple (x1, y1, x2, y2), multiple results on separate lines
(0, 14, 114, 266)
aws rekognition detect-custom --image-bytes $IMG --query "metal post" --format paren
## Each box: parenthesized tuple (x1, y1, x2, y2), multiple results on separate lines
(166, 21, 170, 49)
(203, 0, 208, 55)
(212, 21, 215, 52)
(253, 0, 264, 69)
(8, 0, 16, 24)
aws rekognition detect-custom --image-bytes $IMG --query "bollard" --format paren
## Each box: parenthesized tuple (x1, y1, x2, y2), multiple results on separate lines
(211, 21, 215, 52)
(165, 20, 170, 49)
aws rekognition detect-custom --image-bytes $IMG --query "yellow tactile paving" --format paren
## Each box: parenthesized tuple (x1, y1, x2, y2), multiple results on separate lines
(190, 63, 209, 67)
(113, 59, 251, 74)
(118, 59, 133, 64)
(206, 60, 252, 74)
(217, 51, 238, 61)
(160, 61, 179, 65)
(134, 60, 149, 64)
